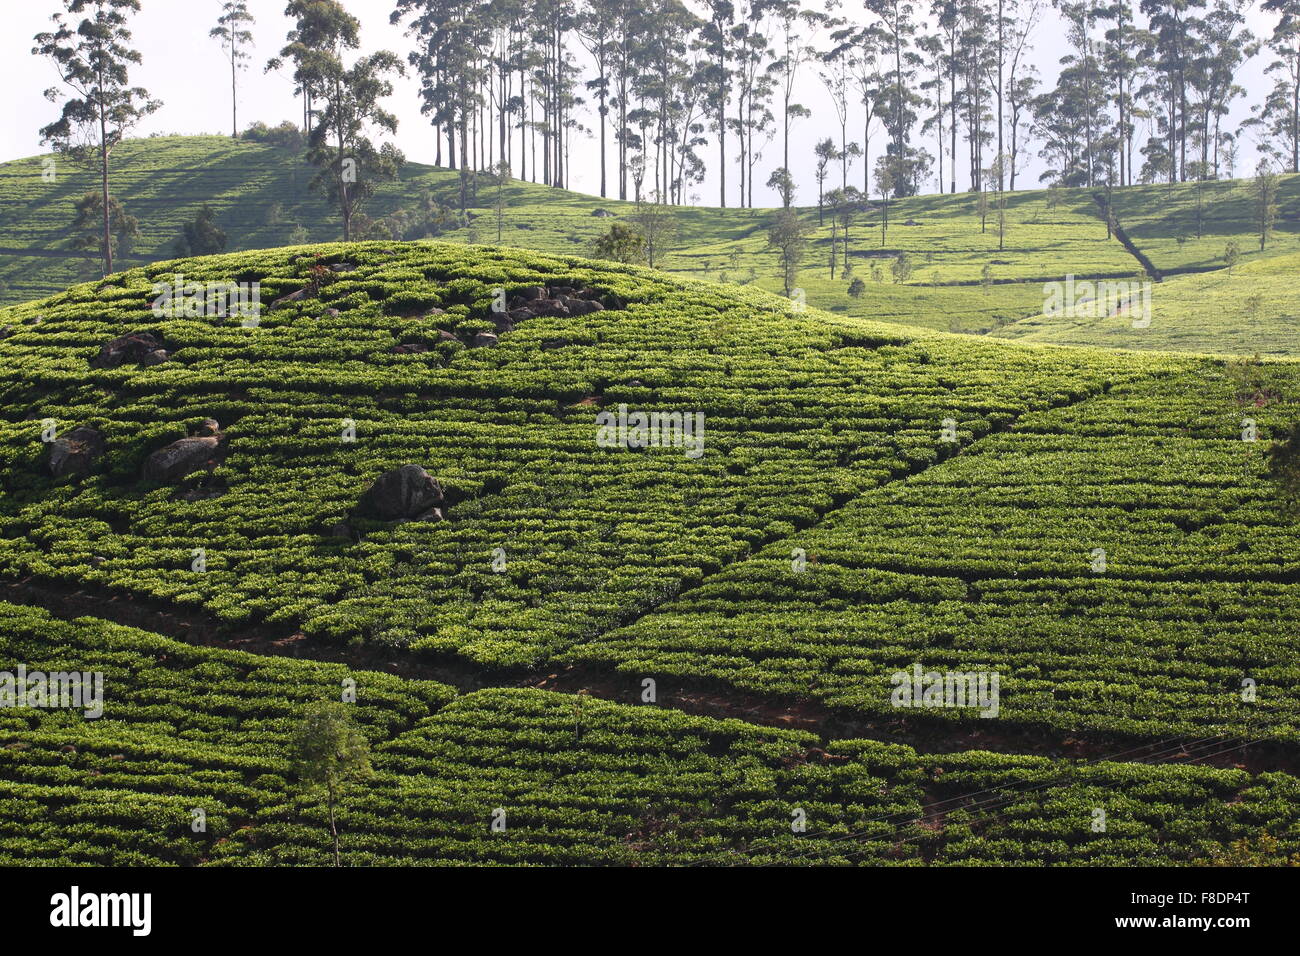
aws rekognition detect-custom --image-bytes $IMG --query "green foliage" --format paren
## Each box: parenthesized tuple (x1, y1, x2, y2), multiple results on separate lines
(1266, 420, 1300, 512)
(592, 221, 646, 265)
(173, 205, 228, 258)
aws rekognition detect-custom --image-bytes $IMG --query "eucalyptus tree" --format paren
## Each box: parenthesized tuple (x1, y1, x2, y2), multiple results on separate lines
(1099, 0, 1137, 185)
(1050, 0, 1106, 186)
(33, 0, 160, 277)
(1005, 60, 1039, 188)
(731, 1, 776, 206)
(918, 30, 948, 190)
(211, 1, 256, 138)
(766, 0, 821, 188)
(1139, 0, 1208, 182)
(392, 0, 487, 189)
(697, 0, 737, 206)
(814, 136, 836, 219)
(1254, 0, 1300, 172)
(577, 0, 627, 197)
(867, 0, 926, 195)
(286, 0, 403, 238)
(821, 6, 862, 189)
(849, 22, 886, 194)
(931, 0, 962, 191)
(958, 0, 994, 191)
(1185, 0, 1254, 180)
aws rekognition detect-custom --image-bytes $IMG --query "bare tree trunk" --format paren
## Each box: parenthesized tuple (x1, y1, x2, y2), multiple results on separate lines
(98, 70, 112, 277)
(327, 781, 340, 868)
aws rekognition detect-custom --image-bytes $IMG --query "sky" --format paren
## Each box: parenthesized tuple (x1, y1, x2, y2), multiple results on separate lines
(1, 0, 1284, 207)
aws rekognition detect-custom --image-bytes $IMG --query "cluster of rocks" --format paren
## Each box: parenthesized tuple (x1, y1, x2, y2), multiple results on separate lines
(142, 419, 225, 483)
(46, 418, 225, 485)
(493, 285, 607, 335)
(90, 331, 171, 369)
(389, 285, 607, 355)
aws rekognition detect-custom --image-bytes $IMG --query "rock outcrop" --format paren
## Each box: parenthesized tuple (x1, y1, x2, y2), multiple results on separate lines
(90, 331, 169, 369)
(354, 464, 444, 521)
(48, 426, 106, 478)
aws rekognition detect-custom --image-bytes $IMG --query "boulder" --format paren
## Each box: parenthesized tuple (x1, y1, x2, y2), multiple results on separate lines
(269, 288, 307, 310)
(143, 436, 221, 483)
(391, 343, 429, 354)
(516, 286, 547, 302)
(139, 349, 171, 366)
(196, 418, 222, 437)
(529, 299, 571, 318)
(355, 464, 444, 521)
(469, 332, 499, 349)
(90, 331, 165, 369)
(435, 330, 460, 343)
(563, 299, 605, 316)
(48, 426, 106, 478)
(540, 337, 572, 350)
(489, 313, 515, 334)
(591, 208, 616, 217)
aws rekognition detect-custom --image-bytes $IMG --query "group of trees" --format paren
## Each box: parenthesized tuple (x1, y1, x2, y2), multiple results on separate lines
(31, 0, 1300, 278)
(360, 0, 1300, 208)
(34, 0, 404, 276)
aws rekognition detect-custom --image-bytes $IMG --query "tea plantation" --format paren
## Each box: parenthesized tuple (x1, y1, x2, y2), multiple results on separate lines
(0, 239, 1297, 864)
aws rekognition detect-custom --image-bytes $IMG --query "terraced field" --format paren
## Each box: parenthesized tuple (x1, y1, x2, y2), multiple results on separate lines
(0, 240, 1297, 865)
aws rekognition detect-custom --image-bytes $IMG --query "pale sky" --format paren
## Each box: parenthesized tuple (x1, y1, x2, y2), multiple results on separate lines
(2, 0, 1282, 205)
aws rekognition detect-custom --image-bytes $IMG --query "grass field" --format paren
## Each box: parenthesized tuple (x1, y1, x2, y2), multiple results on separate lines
(1, 239, 1297, 865)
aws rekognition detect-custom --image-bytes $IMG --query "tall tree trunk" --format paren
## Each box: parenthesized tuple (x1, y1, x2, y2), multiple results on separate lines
(327, 782, 340, 868)
(231, 34, 238, 138)
(98, 68, 112, 277)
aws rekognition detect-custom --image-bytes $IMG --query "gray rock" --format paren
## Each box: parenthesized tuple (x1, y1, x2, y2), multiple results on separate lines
(469, 332, 499, 349)
(90, 331, 164, 369)
(139, 349, 170, 366)
(563, 299, 605, 316)
(529, 299, 571, 318)
(143, 436, 221, 483)
(48, 426, 106, 478)
(269, 288, 307, 310)
(355, 464, 445, 521)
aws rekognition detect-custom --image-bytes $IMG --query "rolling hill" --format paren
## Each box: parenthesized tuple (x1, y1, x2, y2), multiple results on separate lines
(0, 241, 1297, 864)
(3, 136, 1298, 354)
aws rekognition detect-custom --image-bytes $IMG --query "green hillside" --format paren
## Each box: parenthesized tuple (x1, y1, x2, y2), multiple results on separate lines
(1, 241, 1297, 864)
(3, 136, 1297, 354)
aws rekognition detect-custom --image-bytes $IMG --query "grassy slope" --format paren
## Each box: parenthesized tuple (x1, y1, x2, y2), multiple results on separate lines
(5, 136, 1296, 353)
(993, 251, 1300, 355)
